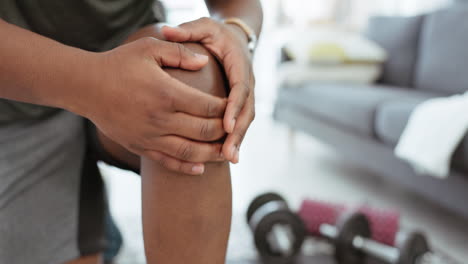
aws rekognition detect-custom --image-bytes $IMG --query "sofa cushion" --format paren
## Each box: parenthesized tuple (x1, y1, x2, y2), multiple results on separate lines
(375, 98, 468, 173)
(374, 99, 428, 145)
(414, 4, 468, 94)
(276, 83, 438, 138)
(365, 15, 424, 87)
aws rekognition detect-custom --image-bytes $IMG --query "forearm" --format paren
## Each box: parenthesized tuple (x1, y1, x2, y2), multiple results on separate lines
(0, 19, 97, 115)
(205, 0, 263, 35)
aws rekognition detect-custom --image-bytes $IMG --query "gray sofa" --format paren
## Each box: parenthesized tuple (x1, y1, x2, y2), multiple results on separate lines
(273, 4, 468, 218)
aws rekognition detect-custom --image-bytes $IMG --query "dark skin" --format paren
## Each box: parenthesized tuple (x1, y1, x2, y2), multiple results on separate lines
(0, 0, 262, 263)
(0, 1, 261, 173)
(67, 0, 263, 262)
(122, 25, 233, 264)
(68, 24, 231, 264)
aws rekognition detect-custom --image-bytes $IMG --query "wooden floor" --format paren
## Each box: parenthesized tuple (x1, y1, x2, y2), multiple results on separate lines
(101, 107, 468, 264)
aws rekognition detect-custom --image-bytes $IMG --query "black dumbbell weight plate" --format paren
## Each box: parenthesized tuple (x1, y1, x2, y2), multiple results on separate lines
(254, 210, 306, 264)
(247, 193, 286, 224)
(335, 212, 371, 264)
(396, 232, 430, 264)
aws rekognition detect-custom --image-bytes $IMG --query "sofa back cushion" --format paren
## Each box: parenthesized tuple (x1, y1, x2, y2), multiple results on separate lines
(414, 4, 468, 94)
(366, 15, 424, 88)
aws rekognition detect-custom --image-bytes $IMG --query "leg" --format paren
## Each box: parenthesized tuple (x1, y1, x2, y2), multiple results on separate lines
(65, 254, 102, 264)
(140, 26, 231, 263)
(95, 24, 232, 264)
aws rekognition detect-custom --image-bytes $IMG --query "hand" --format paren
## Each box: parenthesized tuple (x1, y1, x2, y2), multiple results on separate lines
(84, 37, 227, 175)
(162, 17, 256, 164)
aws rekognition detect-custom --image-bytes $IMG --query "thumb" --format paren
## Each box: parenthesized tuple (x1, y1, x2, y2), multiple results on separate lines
(152, 39, 209, 70)
(161, 25, 190, 42)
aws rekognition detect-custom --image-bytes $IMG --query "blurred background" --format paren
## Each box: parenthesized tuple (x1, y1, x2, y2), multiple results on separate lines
(101, 0, 468, 263)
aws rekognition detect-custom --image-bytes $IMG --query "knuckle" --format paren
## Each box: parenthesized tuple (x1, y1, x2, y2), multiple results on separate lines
(173, 42, 184, 53)
(146, 110, 166, 128)
(242, 84, 250, 99)
(251, 75, 256, 88)
(156, 83, 175, 107)
(250, 109, 256, 122)
(178, 162, 187, 174)
(157, 155, 169, 169)
(199, 121, 214, 140)
(205, 101, 218, 117)
(174, 43, 184, 67)
(234, 130, 246, 146)
(176, 142, 194, 160)
(200, 17, 212, 24)
(128, 142, 143, 154)
(139, 37, 158, 51)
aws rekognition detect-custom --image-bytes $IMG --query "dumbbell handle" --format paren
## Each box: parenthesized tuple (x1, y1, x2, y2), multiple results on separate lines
(352, 235, 400, 263)
(267, 224, 294, 256)
(319, 224, 398, 263)
(320, 224, 454, 264)
(353, 236, 458, 264)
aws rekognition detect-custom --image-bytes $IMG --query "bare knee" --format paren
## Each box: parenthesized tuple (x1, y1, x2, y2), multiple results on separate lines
(164, 43, 228, 98)
(124, 23, 228, 98)
(93, 26, 228, 170)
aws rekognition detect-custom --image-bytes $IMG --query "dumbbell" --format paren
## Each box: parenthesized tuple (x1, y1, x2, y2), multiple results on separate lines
(246, 193, 375, 264)
(300, 200, 457, 264)
(349, 230, 455, 264)
(246, 193, 306, 264)
(317, 211, 372, 264)
(319, 215, 453, 264)
(299, 199, 400, 246)
(247, 193, 451, 264)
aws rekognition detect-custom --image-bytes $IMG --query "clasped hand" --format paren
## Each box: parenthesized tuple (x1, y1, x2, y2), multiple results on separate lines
(86, 17, 255, 175)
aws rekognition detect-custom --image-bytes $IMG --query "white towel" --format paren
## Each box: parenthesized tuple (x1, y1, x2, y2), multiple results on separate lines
(394, 92, 468, 178)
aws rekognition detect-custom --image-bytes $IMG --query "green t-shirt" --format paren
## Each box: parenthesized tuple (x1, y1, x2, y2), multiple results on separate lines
(0, 0, 164, 122)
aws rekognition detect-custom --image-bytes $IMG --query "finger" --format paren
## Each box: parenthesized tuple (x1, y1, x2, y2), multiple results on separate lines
(143, 150, 205, 175)
(152, 135, 224, 163)
(161, 18, 216, 42)
(169, 79, 227, 118)
(149, 38, 209, 70)
(223, 96, 255, 164)
(221, 49, 252, 133)
(167, 112, 225, 142)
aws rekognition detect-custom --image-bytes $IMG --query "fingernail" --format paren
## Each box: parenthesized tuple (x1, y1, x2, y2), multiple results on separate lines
(229, 119, 236, 133)
(234, 150, 240, 164)
(195, 53, 209, 61)
(218, 151, 225, 160)
(192, 164, 205, 174)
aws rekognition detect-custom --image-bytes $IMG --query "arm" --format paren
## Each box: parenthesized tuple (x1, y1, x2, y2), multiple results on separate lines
(0, 18, 227, 175)
(0, 19, 94, 113)
(141, 48, 232, 262)
(93, 24, 232, 264)
(205, 0, 263, 35)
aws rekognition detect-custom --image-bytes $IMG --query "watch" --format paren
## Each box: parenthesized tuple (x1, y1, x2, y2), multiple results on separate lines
(223, 17, 258, 53)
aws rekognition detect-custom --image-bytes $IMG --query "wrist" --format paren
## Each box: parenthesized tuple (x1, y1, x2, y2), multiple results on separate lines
(52, 47, 103, 118)
(223, 18, 258, 53)
(225, 23, 249, 45)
